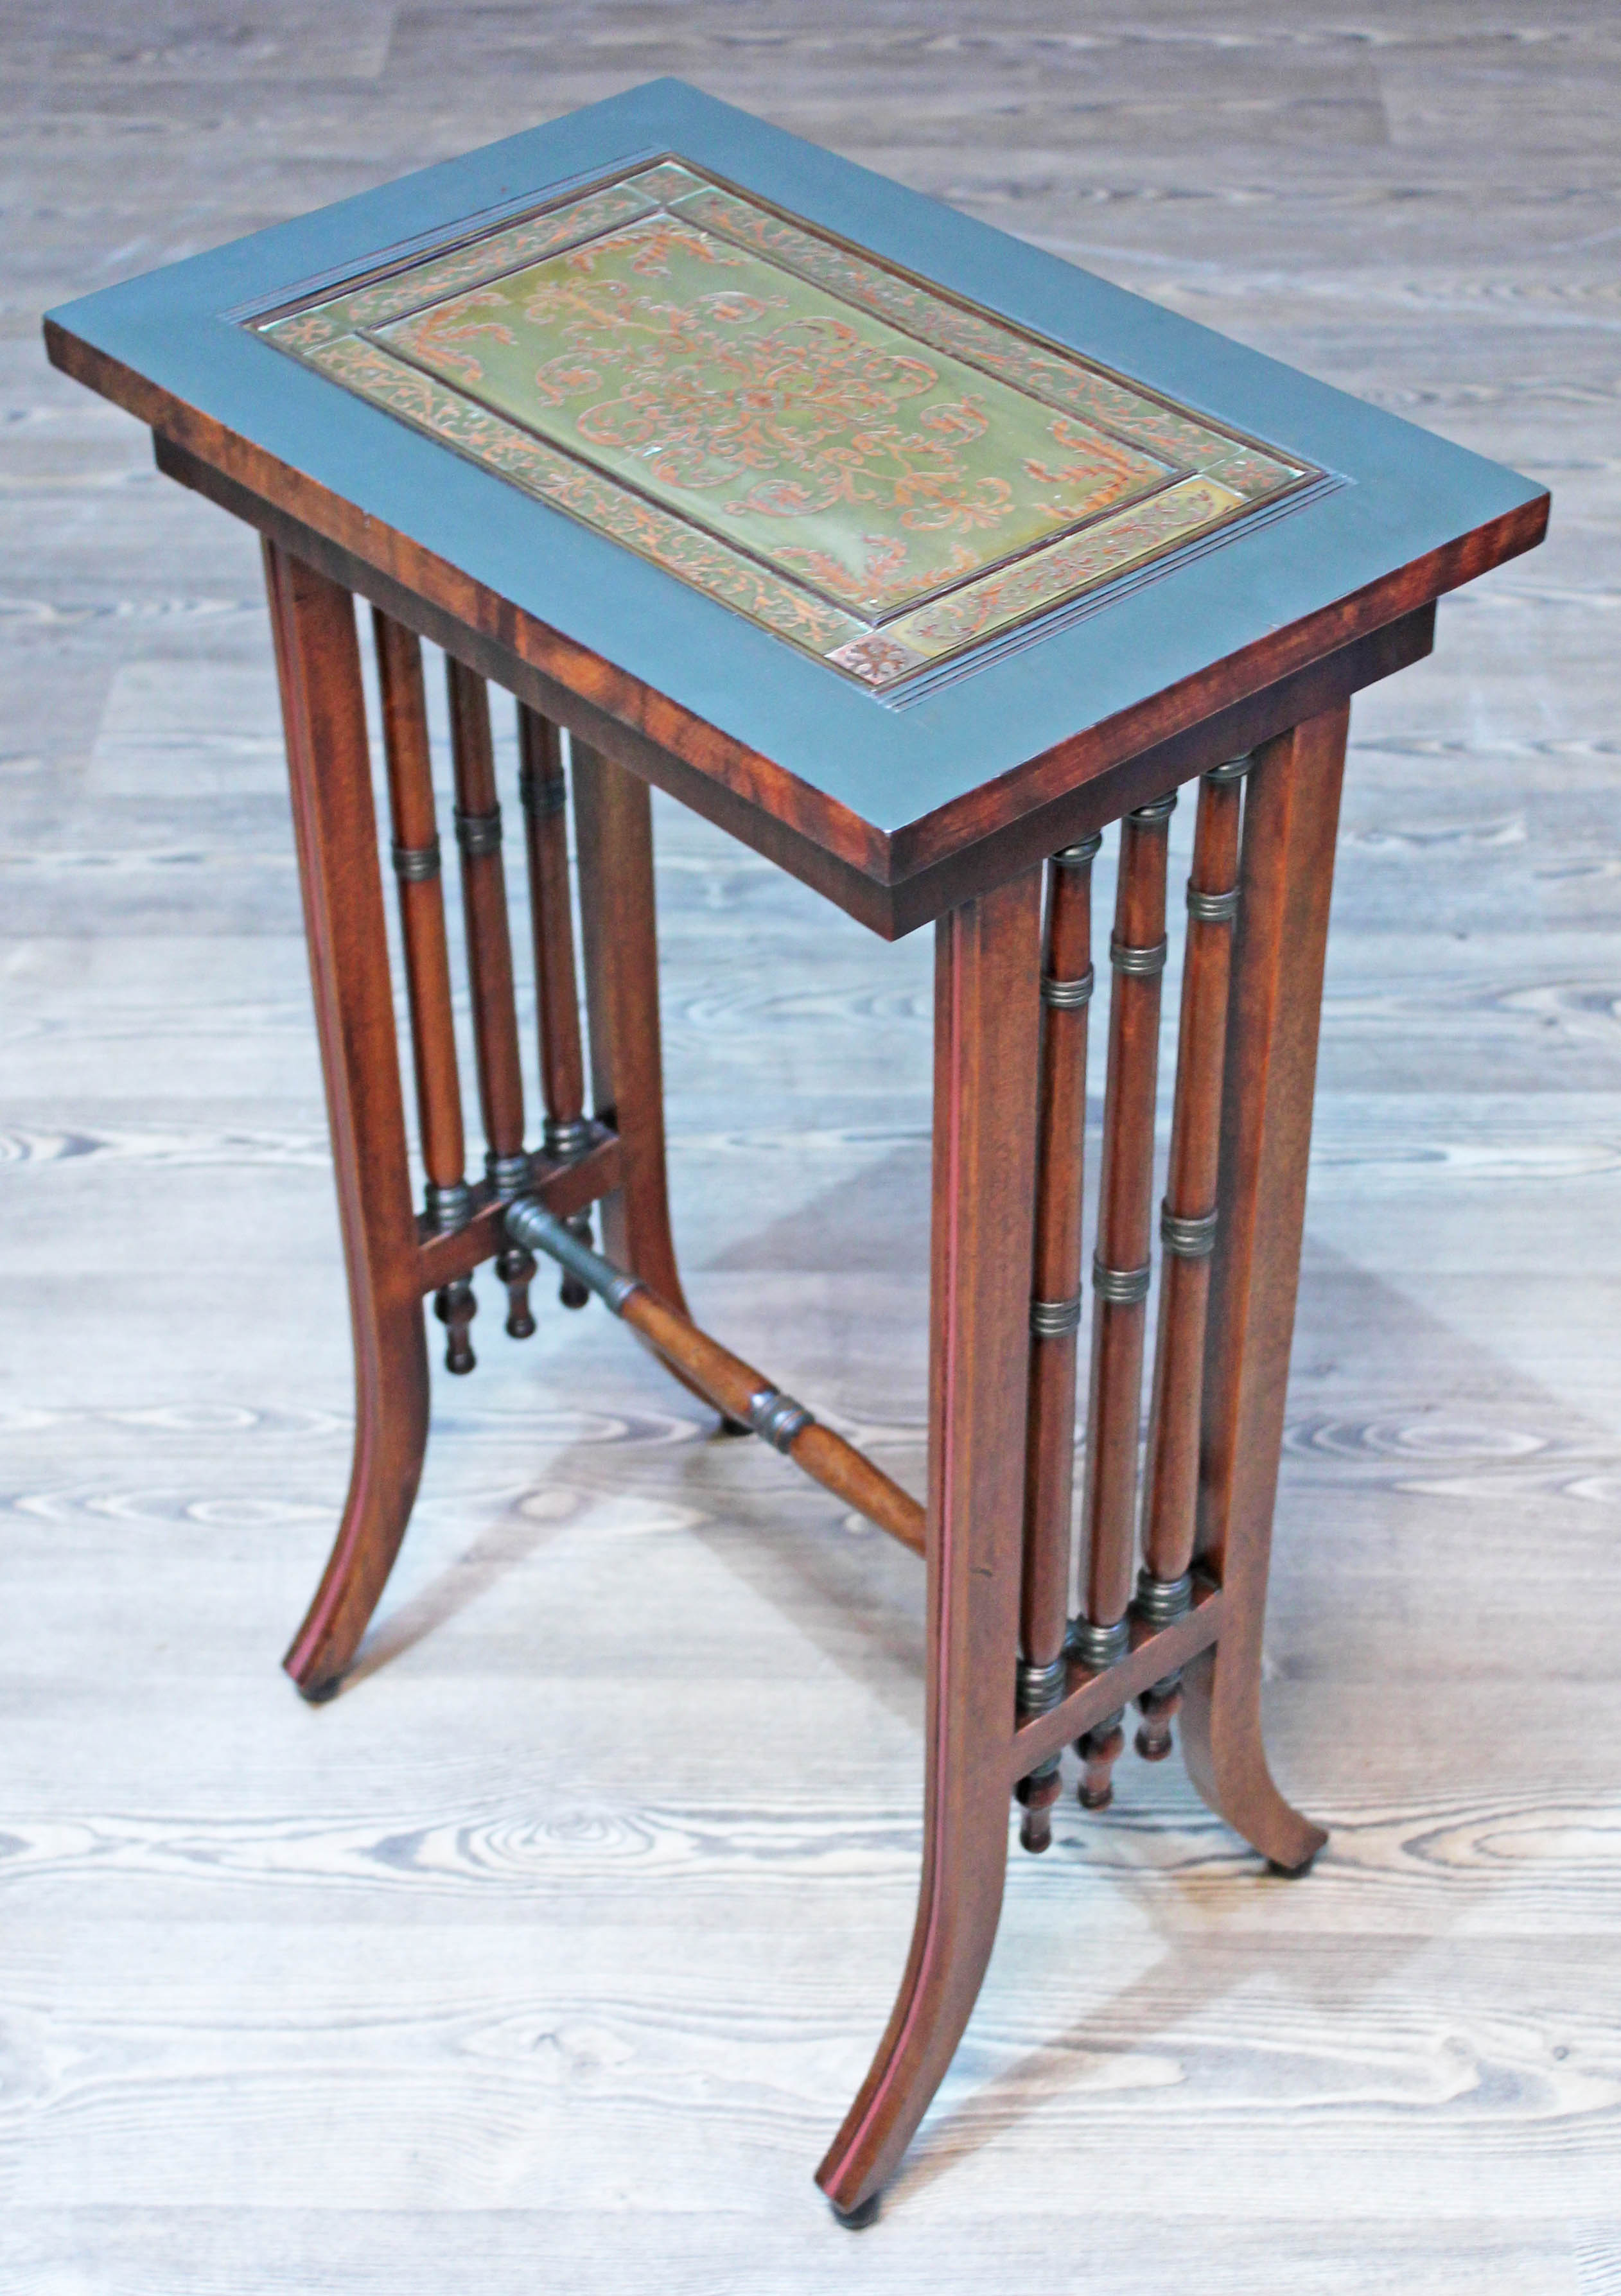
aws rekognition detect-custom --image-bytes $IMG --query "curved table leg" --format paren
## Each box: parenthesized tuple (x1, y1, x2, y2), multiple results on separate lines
(1180, 708, 1349, 1869)
(571, 744, 688, 1306)
(816, 868, 1042, 2221)
(571, 742, 737, 1422)
(265, 542, 430, 1701)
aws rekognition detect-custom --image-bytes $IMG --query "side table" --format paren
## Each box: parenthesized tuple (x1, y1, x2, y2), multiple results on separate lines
(45, 78, 1548, 2222)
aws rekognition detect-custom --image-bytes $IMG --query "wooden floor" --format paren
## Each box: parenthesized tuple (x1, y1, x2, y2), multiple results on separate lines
(6, 3, 1621, 2286)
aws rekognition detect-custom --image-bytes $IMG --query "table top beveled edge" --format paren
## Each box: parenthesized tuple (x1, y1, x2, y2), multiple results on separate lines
(888, 487, 1545, 881)
(51, 304, 1544, 940)
(132, 382, 1458, 941)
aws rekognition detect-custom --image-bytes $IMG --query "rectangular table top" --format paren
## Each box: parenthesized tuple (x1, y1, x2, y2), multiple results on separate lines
(46, 80, 1547, 934)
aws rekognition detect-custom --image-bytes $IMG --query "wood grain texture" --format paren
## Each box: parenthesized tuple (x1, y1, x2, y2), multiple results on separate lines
(1142, 770, 1243, 1590)
(516, 702, 588, 1143)
(571, 744, 689, 1310)
(414, 1131, 620, 1292)
(262, 539, 430, 1703)
(618, 1285, 925, 1554)
(1080, 803, 1172, 1629)
(444, 656, 526, 1171)
(817, 865, 1042, 2216)
(138, 428, 1468, 936)
(373, 609, 464, 1196)
(1183, 708, 1349, 1871)
(5, 3, 1619, 2286)
(1021, 845, 1098, 1681)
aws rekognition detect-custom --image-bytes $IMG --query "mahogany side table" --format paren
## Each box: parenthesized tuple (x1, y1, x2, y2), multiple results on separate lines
(45, 80, 1548, 2223)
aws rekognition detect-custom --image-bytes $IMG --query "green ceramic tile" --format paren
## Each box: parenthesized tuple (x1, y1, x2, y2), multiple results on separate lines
(302, 331, 869, 659)
(253, 157, 1320, 687)
(260, 180, 660, 354)
(374, 212, 1177, 620)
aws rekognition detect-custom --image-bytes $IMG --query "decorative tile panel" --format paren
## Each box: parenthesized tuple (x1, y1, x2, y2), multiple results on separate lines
(253, 157, 1322, 689)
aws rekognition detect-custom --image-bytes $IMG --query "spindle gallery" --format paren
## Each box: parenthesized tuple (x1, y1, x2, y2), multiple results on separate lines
(44, 80, 1547, 2223)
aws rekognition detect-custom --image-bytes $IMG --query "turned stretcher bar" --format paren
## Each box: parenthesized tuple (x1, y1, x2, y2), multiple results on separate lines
(502, 1193, 1224, 1778)
(504, 1195, 927, 1557)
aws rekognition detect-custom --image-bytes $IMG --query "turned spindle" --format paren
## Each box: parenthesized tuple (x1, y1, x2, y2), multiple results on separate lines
(1076, 1710, 1128, 1810)
(1013, 1737, 1066, 1852)
(496, 1244, 538, 1336)
(434, 1275, 477, 1373)
(1074, 793, 1175, 1810)
(1015, 832, 1101, 1852)
(518, 703, 593, 1308)
(554, 1209, 593, 1311)
(446, 656, 534, 1335)
(1136, 753, 1249, 1758)
(372, 610, 478, 1372)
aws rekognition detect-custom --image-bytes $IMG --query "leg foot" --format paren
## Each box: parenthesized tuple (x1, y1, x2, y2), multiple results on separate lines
(1180, 1645, 1326, 1870)
(832, 2192, 882, 2230)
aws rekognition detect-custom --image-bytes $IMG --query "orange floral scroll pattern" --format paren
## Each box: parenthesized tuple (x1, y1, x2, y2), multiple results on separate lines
(377, 211, 1170, 617)
(261, 181, 657, 354)
(515, 277, 1026, 564)
(306, 334, 865, 653)
(670, 186, 1309, 497)
(378, 285, 517, 385)
(254, 155, 1322, 688)
(884, 475, 1243, 654)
